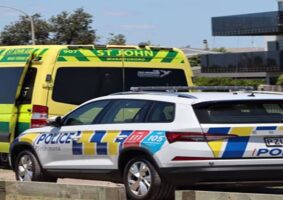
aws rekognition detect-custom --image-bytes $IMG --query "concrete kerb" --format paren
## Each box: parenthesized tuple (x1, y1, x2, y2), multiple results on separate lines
(175, 190, 283, 200)
(0, 181, 126, 200)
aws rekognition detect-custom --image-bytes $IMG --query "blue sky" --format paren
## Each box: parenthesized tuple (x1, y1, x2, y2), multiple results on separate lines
(0, 0, 278, 48)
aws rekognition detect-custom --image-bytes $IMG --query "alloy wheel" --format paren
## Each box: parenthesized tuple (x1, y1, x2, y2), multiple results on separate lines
(127, 161, 152, 197)
(17, 154, 33, 181)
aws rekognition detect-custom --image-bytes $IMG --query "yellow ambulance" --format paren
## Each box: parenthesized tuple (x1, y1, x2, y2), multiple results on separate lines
(0, 45, 193, 164)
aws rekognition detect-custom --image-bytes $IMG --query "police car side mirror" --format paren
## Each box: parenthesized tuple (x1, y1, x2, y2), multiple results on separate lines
(47, 116, 62, 127)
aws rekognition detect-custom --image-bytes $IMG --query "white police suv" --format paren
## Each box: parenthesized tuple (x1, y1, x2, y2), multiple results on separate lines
(9, 87, 283, 200)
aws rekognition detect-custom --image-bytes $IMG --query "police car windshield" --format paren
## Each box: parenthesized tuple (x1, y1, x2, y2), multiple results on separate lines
(193, 100, 283, 124)
(0, 67, 24, 104)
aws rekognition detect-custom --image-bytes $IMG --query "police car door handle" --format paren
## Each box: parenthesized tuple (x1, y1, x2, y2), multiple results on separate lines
(71, 136, 81, 141)
(117, 135, 127, 139)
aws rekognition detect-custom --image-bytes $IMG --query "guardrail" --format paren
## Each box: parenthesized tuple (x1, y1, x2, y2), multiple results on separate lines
(0, 181, 126, 200)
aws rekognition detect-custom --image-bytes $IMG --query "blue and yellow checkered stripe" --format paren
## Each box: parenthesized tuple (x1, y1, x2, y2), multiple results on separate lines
(72, 130, 134, 156)
(207, 126, 280, 158)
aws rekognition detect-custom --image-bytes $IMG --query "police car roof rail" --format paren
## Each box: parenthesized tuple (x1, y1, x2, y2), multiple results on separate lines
(241, 90, 283, 95)
(109, 91, 197, 99)
(130, 86, 254, 92)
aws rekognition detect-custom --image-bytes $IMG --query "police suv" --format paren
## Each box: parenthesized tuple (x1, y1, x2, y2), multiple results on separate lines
(9, 87, 283, 200)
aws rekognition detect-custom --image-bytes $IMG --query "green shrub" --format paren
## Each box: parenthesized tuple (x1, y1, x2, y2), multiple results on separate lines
(276, 74, 283, 85)
(193, 77, 265, 87)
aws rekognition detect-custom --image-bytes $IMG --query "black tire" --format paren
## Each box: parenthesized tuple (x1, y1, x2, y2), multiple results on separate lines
(15, 150, 57, 182)
(123, 156, 174, 200)
(0, 153, 10, 169)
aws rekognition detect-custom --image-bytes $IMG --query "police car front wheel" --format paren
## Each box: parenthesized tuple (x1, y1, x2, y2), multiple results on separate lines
(123, 156, 174, 200)
(15, 150, 57, 182)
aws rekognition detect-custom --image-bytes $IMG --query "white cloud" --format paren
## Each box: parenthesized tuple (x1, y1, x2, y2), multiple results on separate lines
(121, 24, 156, 30)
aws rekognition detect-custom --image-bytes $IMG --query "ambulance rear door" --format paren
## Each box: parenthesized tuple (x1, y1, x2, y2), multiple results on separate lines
(0, 48, 34, 153)
(47, 46, 124, 116)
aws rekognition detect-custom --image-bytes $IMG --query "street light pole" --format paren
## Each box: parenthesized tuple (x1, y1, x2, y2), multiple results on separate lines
(0, 6, 36, 45)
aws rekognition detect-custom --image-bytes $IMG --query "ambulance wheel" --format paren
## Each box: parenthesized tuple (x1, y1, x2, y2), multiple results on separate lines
(15, 150, 57, 182)
(123, 156, 174, 200)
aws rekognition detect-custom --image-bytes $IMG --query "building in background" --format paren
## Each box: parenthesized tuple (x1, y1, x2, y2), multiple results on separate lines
(200, 0, 283, 84)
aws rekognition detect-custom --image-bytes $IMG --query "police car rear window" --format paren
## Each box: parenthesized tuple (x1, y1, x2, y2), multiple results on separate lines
(0, 67, 23, 104)
(193, 100, 283, 124)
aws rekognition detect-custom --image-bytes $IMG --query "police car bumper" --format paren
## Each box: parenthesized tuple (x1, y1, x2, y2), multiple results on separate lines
(159, 165, 283, 186)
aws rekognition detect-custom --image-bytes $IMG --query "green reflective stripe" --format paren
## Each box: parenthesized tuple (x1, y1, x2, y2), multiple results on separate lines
(0, 48, 49, 63)
(59, 49, 93, 62)
(16, 122, 30, 136)
(76, 56, 90, 61)
(0, 48, 34, 62)
(32, 48, 40, 54)
(4, 48, 34, 56)
(161, 51, 178, 63)
(57, 57, 67, 62)
(59, 49, 91, 57)
(0, 122, 9, 132)
(38, 48, 49, 56)
(57, 48, 182, 63)
(0, 49, 6, 55)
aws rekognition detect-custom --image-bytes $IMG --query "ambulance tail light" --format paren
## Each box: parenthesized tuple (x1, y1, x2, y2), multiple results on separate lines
(31, 105, 48, 128)
(166, 132, 238, 143)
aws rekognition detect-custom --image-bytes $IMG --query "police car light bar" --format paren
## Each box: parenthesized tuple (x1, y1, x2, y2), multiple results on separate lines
(130, 86, 255, 92)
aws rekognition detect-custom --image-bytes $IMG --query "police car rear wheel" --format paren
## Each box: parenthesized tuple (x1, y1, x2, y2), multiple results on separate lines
(124, 156, 174, 200)
(15, 150, 57, 182)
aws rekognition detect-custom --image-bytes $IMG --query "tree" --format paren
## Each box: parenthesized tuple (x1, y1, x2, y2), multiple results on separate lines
(138, 41, 152, 46)
(107, 33, 126, 45)
(189, 55, 200, 67)
(277, 74, 283, 85)
(0, 14, 50, 45)
(212, 47, 227, 53)
(50, 8, 96, 44)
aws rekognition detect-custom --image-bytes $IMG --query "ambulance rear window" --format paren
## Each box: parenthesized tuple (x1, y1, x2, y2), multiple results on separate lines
(124, 68, 187, 90)
(0, 67, 23, 104)
(52, 67, 123, 105)
(193, 100, 283, 124)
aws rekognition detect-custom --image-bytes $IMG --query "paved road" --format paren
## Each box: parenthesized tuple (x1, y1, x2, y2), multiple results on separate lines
(0, 169, 121, 187)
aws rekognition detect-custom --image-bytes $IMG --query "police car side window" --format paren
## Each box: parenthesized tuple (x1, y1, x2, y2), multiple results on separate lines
(147, 102, 175, 123)
(100, 99, 150, 124)
(62, 100, 110, 126)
